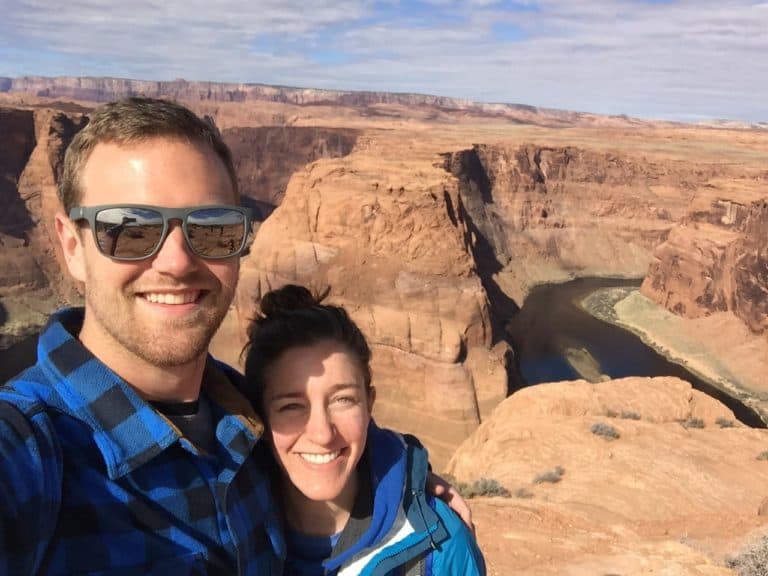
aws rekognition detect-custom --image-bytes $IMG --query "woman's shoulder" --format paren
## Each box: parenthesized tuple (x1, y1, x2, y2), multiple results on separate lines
(429, 499, 487, 576)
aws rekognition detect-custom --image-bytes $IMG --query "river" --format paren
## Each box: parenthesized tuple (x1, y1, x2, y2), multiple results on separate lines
(505, 277, 765, 428)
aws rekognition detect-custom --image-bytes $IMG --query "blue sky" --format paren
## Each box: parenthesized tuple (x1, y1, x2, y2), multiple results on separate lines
(1, 0, 766, 122)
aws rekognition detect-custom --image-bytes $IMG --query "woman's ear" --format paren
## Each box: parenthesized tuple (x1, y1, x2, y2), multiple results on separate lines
(55, 211, 87, 282)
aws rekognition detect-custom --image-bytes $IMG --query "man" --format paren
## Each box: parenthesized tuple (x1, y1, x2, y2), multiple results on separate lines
(0, 98, 469, 575)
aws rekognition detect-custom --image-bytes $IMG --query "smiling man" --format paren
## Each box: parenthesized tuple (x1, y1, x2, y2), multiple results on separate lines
(0, 97, 470, 575)
(0, 98, 282, 575)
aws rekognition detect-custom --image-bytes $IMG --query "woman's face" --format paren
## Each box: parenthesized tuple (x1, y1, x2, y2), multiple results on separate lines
(264, 339, 374, 504)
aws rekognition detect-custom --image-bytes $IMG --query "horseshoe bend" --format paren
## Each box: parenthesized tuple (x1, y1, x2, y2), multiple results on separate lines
(1, 77, 767, 574)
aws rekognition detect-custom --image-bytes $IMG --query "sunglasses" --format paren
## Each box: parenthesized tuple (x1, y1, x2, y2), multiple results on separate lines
(68, 204, 252, 261)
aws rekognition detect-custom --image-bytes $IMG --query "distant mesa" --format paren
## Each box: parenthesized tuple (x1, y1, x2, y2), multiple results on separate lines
(2, 75, 626, 128)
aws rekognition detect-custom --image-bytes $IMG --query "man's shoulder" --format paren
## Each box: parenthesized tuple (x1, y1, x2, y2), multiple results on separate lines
(1, 363, 57, 417)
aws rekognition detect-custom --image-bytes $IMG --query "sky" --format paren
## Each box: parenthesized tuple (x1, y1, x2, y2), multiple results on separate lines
(1, 0, 766, 123)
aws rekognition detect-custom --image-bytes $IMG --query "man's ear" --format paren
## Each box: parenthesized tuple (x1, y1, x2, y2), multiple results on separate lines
(55, 212, 86, 283)
(367, 385, 376, 413)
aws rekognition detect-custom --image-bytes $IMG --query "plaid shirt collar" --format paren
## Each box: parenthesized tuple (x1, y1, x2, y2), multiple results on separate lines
(37, 307, 262, 480)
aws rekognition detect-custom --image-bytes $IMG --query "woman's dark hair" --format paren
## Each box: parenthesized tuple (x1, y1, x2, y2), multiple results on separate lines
(242, 284, 372, 417)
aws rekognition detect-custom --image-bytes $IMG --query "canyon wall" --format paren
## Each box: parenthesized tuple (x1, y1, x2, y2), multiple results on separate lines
(235, 142, 510, 468)
(641, 176, 768, 335)
(0, 106, 86, 359)
(222, 126, 360, 208)
(443, 144, 717, 305)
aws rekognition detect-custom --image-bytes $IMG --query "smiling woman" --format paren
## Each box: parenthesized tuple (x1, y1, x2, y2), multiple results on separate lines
(242, 285, 486, 576)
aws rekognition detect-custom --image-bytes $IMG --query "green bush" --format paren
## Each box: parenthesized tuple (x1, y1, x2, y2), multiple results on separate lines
(448, 476, 511, 499)
(757, 451, 768, 461)
(716, 417, 735, 428)
(591, 422, 621, 440)
(725, 535, 768, 576)
(533, 466, 566, 484)
(620, 410, 641, 420)
(681, 417, 706, 429)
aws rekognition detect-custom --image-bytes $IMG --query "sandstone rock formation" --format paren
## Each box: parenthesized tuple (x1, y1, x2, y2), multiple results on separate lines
(0, 105, 86, 363)
(234, 140, 509, 468)
(641, 175, 768, 335)
(444, 144, 716, 305)
(448, 377, 768, 575)
(222, 126, 360, 208)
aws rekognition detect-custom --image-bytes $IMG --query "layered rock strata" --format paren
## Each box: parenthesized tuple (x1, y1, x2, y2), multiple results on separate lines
(2, 76, 651, 129)
(0, 106, 86, 357)
(641, 176, 768, 335)
(235, 145, 510, 468)
(443, 144, 715, 305)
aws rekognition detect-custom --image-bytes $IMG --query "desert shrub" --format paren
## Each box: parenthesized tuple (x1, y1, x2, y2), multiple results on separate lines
(514, 487, 534, 499)
(757, 451, 768, 461)
(533, 466, 565, 484)
(450, 477, 511, 499)
(591, 422, 621, 440)
(620, 410, 641, 420)
(725, 535, 768, 576)
(681, 417, 706, 429)
(716, 417, 735, 428)
(604, 409, 618, 418)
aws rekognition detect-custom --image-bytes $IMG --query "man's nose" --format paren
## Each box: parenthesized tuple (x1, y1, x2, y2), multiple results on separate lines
(151, 222, 198, 276)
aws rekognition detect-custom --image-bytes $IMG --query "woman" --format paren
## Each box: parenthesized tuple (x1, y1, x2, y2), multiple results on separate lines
(243, 285, 486, 576)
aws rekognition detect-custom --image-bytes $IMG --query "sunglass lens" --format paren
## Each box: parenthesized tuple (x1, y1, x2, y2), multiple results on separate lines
(187, 208, 246, 257)
(94, 207, 164, 259)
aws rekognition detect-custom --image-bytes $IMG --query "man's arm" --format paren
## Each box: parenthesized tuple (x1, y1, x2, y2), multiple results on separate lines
(426, 471, 474, 536)
(0, 401, 61, 575)
(401, 433, 474, 535)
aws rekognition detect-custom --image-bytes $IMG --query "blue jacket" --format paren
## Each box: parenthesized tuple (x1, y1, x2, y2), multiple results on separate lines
(308, 423, 486, 576)
(0, 308, 285, 575)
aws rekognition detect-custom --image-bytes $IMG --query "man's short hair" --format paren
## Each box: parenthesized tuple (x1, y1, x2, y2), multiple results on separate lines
(59, 97, 238, 212)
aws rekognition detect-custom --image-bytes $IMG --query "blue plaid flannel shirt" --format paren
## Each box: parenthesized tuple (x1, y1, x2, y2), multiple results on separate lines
(0, 308, 285, 575)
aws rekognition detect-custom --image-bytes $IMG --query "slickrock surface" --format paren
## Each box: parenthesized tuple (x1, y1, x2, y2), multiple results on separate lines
(448, 377, 768, 575)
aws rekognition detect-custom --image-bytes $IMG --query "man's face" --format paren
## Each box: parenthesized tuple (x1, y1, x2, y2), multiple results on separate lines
(61, 138, 240, 369)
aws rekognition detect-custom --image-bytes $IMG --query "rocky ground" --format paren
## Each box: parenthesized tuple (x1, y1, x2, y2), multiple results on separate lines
(450, 377, 768, 575)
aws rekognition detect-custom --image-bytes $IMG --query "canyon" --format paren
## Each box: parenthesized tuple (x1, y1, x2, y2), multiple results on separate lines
(1, 77, 767, 573)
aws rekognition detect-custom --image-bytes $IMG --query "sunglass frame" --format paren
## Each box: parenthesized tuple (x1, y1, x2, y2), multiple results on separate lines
(68, 204, 253, 261)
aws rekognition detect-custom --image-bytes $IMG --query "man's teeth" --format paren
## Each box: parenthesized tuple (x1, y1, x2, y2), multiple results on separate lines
(144, 292, 199, 305)
(300, 451, 340, 464)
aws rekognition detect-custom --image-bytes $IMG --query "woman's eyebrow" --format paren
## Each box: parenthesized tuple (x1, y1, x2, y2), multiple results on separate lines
(268, 382, 360, 402)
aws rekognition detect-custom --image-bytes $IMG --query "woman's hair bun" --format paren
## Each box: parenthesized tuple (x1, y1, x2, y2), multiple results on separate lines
(259, 284, 322, 318)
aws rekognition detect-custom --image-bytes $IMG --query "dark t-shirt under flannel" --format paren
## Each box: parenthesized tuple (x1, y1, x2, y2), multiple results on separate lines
(0, 308, 284, 575)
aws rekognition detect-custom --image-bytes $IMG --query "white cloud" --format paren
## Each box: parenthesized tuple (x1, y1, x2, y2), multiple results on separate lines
(1, 0, 766, 121)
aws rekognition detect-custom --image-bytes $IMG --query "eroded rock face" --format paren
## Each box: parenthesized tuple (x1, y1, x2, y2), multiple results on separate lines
(449, 377, 768, 574)
(222, 126, 360, 208)
(0, 106, 86, 358)
(443, 144, 712, 304)
(641, 179, 768, 335)
(235, 146, 509, 468)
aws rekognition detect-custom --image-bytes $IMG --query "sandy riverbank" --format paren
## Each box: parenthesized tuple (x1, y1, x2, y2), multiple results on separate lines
(581, 287, 768, 421)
